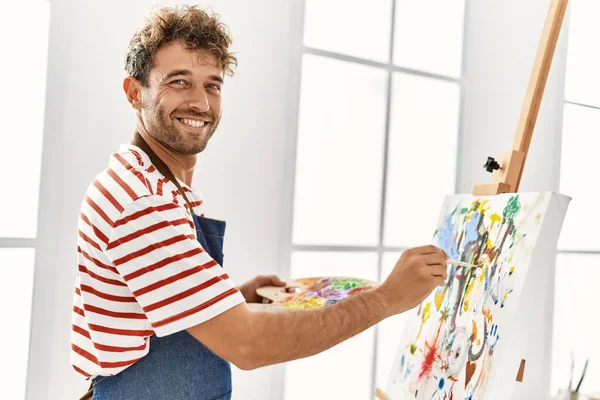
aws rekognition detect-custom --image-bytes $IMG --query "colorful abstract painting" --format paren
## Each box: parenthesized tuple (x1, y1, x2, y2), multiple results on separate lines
(385, 192, 569, 399)
(277, 277, 378, 310)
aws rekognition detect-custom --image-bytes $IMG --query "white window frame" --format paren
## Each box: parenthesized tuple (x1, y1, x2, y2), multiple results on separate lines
(280, 0, 470, 397)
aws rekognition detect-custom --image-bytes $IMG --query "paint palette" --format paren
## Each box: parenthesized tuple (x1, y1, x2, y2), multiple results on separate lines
(256, 276, 379, 310)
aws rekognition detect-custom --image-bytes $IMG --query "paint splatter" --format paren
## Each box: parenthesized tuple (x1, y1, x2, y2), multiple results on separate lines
(280, 277, 377, 310)
(489, 213, 502, 228)
(465, 361, 477, 388)
(438, 215, 460, 260)
(418, 309, 447, 381)
(435, 287, 446, 311)
(503, 196, 521, 225)
(283, 296, 325, 310)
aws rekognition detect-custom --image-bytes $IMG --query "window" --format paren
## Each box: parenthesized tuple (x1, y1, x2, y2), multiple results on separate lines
(552, 0, 600, 395)
(285, 1, 466, 398)
(0, 1, 50, 399)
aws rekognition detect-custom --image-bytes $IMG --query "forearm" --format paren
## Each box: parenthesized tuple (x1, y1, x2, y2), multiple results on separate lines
(244, 288, 390, 368)
(189, 245, 447, 371)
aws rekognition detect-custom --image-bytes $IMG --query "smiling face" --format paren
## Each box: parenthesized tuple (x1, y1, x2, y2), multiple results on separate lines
(137, 42, 224, 155)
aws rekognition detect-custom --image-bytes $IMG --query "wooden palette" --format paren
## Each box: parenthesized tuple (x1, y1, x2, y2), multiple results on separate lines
(256, 276, 379, 310)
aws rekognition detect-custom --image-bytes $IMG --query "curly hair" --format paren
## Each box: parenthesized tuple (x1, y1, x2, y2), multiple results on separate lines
(125, 5, 237, 86)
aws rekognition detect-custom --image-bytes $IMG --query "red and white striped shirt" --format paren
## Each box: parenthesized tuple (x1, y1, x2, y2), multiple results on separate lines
(71, 144, 245, 379)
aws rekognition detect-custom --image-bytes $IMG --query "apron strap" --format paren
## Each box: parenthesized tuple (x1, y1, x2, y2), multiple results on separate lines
(78, 382, 93, 400)
(131, 132, 197, 229)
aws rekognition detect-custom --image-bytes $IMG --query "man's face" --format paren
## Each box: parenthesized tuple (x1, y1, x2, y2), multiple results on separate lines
(140, 42, 224, 155)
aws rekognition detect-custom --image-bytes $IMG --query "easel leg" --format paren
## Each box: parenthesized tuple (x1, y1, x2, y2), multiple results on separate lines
(375, 387, 392, 400)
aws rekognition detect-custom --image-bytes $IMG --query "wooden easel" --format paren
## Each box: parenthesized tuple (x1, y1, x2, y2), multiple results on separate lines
(472, 0, 569, 196)
(375, 0, 569, 398)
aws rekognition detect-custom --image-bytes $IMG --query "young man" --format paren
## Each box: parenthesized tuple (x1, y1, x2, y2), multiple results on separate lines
(71, 6, 448, 400)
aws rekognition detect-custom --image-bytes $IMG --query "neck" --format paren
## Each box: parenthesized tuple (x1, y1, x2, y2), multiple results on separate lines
(133, 130, 197, 186)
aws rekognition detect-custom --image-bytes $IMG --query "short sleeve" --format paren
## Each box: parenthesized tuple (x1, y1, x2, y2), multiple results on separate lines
(105, 195, 246, 337)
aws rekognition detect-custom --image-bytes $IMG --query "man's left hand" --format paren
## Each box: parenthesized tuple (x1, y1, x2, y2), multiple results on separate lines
(239, 275, 287, 303)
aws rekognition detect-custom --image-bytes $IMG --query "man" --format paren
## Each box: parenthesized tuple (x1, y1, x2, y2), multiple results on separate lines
(71, 6, 448, 400)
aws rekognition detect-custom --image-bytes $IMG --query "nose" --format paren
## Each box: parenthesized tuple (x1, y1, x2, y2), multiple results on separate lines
(188, 86, 210, 113)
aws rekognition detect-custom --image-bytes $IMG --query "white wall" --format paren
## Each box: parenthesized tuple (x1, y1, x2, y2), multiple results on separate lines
(26, 1, 303, 399)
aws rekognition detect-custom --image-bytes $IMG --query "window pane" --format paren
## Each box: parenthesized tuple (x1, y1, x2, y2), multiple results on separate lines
(303, 0, 392, 63)
(552, 253, 600, 396)
(284, 329, 375, 400)
(375, 252, 410, 390)
(558, 104, 600, 251)
(564, 0, 600, 107)
(290, 251, 378, 281)
(0, 248, 36, 400)
(383, 73, 460, 247)
(393, 0, 465, 78)
(292, 55, 387, 246)
(0, 1, 50, 238)
(285, 252, 378, 400)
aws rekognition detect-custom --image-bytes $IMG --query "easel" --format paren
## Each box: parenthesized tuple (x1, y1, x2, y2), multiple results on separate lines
(375, 0, 569, 398)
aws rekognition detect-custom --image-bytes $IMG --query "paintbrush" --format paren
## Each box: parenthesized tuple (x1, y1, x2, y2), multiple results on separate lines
(569, 351, 574, 392)
(447, 259, 480, 269)
(575, 358, 589, 393)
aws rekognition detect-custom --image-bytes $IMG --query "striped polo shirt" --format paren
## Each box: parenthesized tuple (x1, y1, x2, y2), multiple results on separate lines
(70, 144, 245, 379)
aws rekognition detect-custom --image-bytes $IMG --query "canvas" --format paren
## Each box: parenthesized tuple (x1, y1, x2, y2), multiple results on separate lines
(385, 192, 569, 399)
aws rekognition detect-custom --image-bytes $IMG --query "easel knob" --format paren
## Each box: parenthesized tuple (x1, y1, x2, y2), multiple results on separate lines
(484, 156, 501, 173)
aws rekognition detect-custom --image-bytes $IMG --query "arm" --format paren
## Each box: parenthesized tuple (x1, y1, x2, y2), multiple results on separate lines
(189, 285, 387, 370)
(188, 245, 448, 370)
(104, 195, 446, 369)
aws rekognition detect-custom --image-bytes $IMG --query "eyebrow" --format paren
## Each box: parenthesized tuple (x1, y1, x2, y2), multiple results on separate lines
(163, 69, 224, 84)
(163, 69, 192, 81)
(208, 75, 224, 84)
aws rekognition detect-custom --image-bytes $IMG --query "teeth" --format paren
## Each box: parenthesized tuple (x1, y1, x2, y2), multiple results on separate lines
(181, 118, 206, 128)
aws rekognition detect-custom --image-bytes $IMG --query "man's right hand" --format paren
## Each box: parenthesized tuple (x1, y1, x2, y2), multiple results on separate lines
(188, 244, 448, 370)
(378, 245, 448, 316)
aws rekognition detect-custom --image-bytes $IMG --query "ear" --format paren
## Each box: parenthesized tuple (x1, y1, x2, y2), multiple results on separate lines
(123, 76, 143, 110)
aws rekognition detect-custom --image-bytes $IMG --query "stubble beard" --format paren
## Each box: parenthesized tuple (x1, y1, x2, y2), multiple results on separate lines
(143, 102, 220, 156)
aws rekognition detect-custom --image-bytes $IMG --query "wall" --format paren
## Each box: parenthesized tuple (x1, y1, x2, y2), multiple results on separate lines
(26, 0, 303, 399)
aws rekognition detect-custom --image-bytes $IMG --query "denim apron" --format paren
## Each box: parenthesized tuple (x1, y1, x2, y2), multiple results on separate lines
(92, 215, 233, 400)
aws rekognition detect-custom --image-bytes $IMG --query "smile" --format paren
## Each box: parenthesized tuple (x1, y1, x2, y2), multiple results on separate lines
(177, 118, 208, 128)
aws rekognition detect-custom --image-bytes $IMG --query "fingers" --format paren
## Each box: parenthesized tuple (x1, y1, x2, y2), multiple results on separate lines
(407, 245, 448, 259)
(269, 275, 287, 287)
(415, 253, 448, 280)
(420, 253, 448, 266)
(256, 275, 287, 287)
(427, 264, 448, 280)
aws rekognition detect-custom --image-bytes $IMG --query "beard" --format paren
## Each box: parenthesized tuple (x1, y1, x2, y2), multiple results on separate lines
(142, 101, 220, 156)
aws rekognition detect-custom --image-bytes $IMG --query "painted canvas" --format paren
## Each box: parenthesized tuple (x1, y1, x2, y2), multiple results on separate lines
(385, 192, 569, 399)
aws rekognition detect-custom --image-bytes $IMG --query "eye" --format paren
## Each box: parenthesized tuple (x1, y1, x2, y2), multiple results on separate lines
(170, 79, 188, 86)
(207, 83, 221, 92)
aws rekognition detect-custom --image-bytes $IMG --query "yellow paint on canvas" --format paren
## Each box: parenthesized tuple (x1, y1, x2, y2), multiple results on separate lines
(463, 279, 475, 312)
(435, 288, 446, 311)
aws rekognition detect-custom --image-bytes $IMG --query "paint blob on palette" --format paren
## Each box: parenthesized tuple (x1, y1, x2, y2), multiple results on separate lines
(258, 277, 378, 310)
(385, 192, 569, 400)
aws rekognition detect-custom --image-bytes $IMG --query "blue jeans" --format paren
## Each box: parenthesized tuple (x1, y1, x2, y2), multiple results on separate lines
(92, 215, 232, 400)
